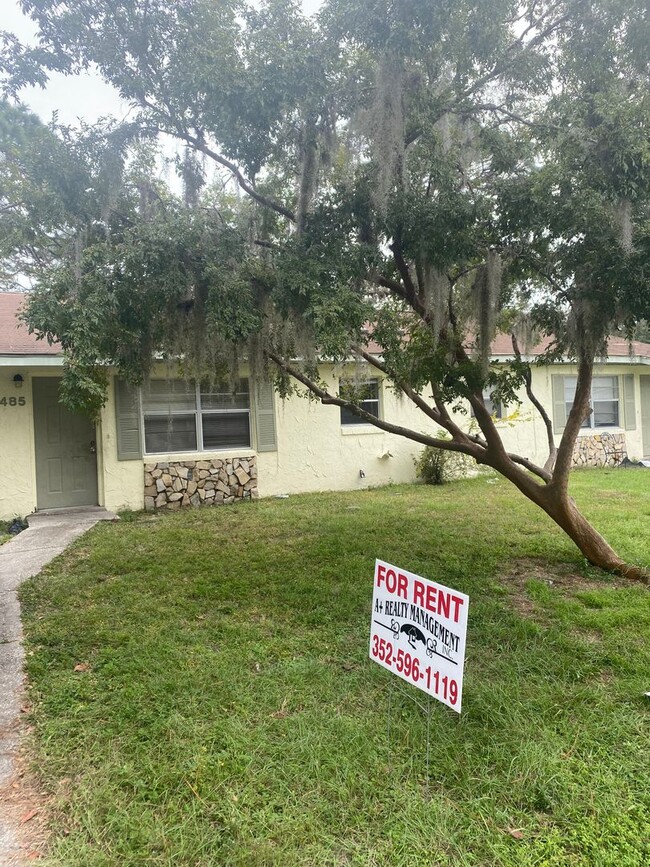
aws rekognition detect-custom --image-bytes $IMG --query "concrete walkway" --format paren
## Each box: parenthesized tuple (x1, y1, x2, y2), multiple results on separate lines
(0, 508, 117, 866)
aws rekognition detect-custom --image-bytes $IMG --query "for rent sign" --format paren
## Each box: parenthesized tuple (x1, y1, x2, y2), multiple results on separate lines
(369, 560, 469, 712)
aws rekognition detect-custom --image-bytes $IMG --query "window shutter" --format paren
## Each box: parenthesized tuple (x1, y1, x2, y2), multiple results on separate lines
(623, 374, 636, 430)
(115, 377, 142, 460)
(551, 375, 567, 433)
(254, 379, 277, 452)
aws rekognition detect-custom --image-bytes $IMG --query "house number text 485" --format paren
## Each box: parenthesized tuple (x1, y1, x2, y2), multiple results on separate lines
(0, 396, 26, 407)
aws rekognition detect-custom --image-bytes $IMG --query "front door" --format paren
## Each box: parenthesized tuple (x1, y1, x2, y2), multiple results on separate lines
(641, 375, 650, 459)
(32, 378, 98, 509)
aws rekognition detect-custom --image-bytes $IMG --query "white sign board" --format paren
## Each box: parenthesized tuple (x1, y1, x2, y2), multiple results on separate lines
(369, 559, 469, 712)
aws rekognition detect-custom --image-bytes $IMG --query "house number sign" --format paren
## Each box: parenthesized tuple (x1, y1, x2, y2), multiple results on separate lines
(0, 396, 26, 407)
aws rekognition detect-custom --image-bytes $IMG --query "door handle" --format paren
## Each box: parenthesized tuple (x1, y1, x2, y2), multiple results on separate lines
(89, 440, 97, 454)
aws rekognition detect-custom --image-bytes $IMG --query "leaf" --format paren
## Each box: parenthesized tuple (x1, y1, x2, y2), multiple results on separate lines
(271, 699, 289, 719)
(506, 828, 524, 840)
(73, 662, 90, 672)
(19, 809, 38, 825)
(271, 709, 289, 719)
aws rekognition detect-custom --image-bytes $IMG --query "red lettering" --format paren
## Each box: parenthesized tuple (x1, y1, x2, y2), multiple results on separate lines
(425, 584, 437, 614)
(451, 595, 465, 623)
(385, 568, 396, 592)
(437, 590, 450, 619)
(376, 563, 387, 588)
(401, 570, 466, 622)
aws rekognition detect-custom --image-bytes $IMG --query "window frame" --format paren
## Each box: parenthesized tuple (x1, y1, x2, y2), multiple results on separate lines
(564, 375, 621, 429)
(339, 378, 381, 426)
(141, 378, 252, 455)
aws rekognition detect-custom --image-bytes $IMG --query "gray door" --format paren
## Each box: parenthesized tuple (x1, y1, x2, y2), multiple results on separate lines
(642, 376, 650, 459)
(33, 378, 98, 509)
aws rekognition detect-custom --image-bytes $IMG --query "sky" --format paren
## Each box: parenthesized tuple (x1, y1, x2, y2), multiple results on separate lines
(4, 2, 127, 124)
(4, 0, 324, 126)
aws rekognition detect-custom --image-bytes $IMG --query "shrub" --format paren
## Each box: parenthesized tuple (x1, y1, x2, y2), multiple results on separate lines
(414, 436, 470, 485)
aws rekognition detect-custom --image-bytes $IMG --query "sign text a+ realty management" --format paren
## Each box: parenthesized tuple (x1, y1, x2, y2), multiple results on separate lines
(370, 559, 469, 712)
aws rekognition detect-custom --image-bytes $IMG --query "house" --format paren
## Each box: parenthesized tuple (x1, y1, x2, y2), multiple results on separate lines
(1, 291, 650, 520)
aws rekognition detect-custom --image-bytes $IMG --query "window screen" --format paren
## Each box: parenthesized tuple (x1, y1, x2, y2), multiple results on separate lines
(340, 379, 380, 425)
(563, 376, 619, 428)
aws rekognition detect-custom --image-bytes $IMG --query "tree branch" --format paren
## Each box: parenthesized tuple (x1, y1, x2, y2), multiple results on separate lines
(389, 241, 418, 301)
(456, 11, 570, 103)
(351, 345, 446, 429)
(454, 103, 545, 130)
(511, 332, 557, 473)
(358, 343, 552, 479)
(264, 349, 482, 459)
(181, 129, 296, 222)
(552, 353, 592, 492)
(504, 451, 551, 482)
(149, 124, 296, 222)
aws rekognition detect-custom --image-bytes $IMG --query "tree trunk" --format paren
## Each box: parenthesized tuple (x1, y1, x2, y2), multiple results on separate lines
(490, 456, 649, 583)
(542, 493, 648, 582)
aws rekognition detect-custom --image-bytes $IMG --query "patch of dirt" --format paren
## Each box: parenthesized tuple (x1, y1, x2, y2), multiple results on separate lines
(0, 735, 50, 865)
(589, 668, 615, 686)
(505, 584, 541, 620)
(500, 557, 626, 620)
(507, 557, 625, 592)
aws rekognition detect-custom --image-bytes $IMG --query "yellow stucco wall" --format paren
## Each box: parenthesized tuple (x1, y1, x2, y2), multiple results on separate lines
(511, 363, 648, 462)
(1, 360, 648, 520)
(0, 367, 38, 519)
(97, 361, 650, 513)
(257, 367, 436, 496)
(97, 382, 146, 514)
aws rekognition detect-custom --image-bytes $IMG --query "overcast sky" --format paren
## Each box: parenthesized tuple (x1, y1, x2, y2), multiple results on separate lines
(5, 0, 323, 126)
(5, 2, 126, 124)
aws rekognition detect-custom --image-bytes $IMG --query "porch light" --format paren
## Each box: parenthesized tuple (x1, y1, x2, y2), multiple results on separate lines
(13, 374, 24, 389)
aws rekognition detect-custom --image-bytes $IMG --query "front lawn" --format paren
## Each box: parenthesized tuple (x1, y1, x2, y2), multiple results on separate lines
(20, 470, 650, 866)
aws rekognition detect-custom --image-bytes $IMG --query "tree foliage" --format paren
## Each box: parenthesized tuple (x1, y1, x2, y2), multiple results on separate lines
(1, 0, 649, 578)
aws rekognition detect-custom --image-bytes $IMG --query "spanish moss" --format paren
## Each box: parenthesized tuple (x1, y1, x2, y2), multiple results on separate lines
(296, 120, 320, 235)
(422, 262, 449, 345)
(615, 197, 633, 254)
(473, 250, 502, 374)
(366, 51, 406, 214)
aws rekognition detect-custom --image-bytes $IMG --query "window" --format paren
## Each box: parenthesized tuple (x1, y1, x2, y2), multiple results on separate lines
(564, 376, 619, 428)
(340, 379, 380, 425)
(470, 389, 503, 419)
(200, 379, 251, 449)
(142, 380, 197, 453)
(141, 378, 251, 454)
(483, 391, 503, 419)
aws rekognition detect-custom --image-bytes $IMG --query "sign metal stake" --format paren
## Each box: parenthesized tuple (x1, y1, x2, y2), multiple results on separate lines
(386, 676, 393, 771)
(426, 696, 431, 790)
(384, 672, 434, 787)
(371, 559, 470, 790)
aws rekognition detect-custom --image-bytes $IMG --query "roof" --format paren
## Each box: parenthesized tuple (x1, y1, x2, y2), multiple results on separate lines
(0, 293, 61, 356)
(2, 291, 649, 363)
(490, 332, 650, 360)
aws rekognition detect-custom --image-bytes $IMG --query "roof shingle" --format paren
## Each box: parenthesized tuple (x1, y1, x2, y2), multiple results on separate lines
(0, 293, 61, 356)
(489, 331, 650, 359)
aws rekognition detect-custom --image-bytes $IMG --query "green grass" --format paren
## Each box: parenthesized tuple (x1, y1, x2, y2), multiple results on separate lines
(20, 469, 650, 866)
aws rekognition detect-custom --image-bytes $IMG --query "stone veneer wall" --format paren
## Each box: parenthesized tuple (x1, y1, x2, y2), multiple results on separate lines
(144, 456, 258, 511)
(571, 432, 627, 468)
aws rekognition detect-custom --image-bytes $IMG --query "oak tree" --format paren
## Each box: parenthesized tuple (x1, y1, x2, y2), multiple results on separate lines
(1, 0, 649, 578)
